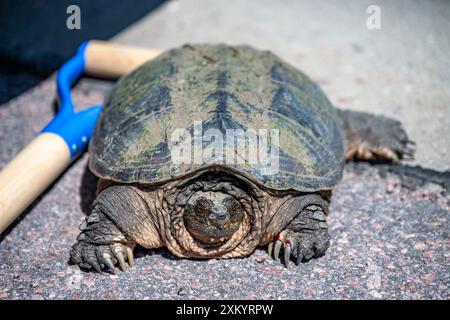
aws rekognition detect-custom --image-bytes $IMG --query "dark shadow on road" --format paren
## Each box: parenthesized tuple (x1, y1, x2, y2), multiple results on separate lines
(79, 161, 99, 215)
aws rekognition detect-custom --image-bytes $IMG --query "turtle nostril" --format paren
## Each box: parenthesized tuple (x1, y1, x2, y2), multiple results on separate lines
(217, 212, 228, 220)
(208, 212, 229, 226)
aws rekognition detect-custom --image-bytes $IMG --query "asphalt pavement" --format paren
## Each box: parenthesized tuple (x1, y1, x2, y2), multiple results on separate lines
(0, 0, 449, 299)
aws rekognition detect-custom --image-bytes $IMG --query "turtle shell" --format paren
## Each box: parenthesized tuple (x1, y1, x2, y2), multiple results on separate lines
(89, 44, 344, 192)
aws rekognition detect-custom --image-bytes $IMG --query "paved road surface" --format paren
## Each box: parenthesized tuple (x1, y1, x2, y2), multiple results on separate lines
(1, 0, 449, 299)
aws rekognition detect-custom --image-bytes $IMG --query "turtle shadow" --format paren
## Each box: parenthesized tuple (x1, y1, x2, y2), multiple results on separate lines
(135, 246, 239, 264)
(134, 246, 180, 261)
(347, 161, 450, 192)
(79, 161, 98, 215)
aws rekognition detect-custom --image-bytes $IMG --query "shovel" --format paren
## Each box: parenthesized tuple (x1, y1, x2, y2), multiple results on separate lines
(0, 40, 162, 234)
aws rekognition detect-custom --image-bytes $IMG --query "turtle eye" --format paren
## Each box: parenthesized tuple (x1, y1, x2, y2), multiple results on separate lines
(195, 196, 211, 209)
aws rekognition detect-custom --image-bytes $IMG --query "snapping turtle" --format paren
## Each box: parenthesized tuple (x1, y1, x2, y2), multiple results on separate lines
(70, 44, 415, 273)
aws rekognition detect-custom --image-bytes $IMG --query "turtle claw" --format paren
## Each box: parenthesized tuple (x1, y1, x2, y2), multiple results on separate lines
(115, 251, 128, 272)
(80, 244, 102, 273)
(102, 253, 117, 275)
(268, 230, 291, 266)
(402, 140, 416, 160)
(70, 242, 135, 274)
(284, 242, 291, 268)
(267, 242, 274, 256)
(126, 247, 134, 267)
(295, 253, 303, 266)
(267, 227, 330, 268)
(89, 257, 103, 273)
(273, 240, 282, 262)
(112, 244, 129, 271)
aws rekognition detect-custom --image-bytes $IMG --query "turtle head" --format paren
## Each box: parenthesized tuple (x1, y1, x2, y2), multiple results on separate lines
(183, 191, 244, 244)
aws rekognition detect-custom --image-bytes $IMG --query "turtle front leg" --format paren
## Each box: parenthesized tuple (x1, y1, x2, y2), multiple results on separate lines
(70, 185, 160, 274)
(70, 210, 135, 274)
(337, 109, 416, 162)
(267, 205, 330, 268)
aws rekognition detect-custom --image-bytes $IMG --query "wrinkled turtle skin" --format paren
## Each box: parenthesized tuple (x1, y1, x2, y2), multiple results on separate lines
(70, 44, 415, 273)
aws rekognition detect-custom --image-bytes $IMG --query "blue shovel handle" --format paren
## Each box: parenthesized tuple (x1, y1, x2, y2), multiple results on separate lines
(41, 41, 102, 158)
(0, 40, 160, 234)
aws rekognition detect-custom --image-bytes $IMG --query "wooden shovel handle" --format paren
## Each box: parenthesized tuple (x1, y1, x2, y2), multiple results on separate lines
(0, 133, 71, 233)
(85, 40, 162, 78)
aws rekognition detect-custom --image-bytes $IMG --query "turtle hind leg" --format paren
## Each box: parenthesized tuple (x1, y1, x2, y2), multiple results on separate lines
(337, 109, 416, 162)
